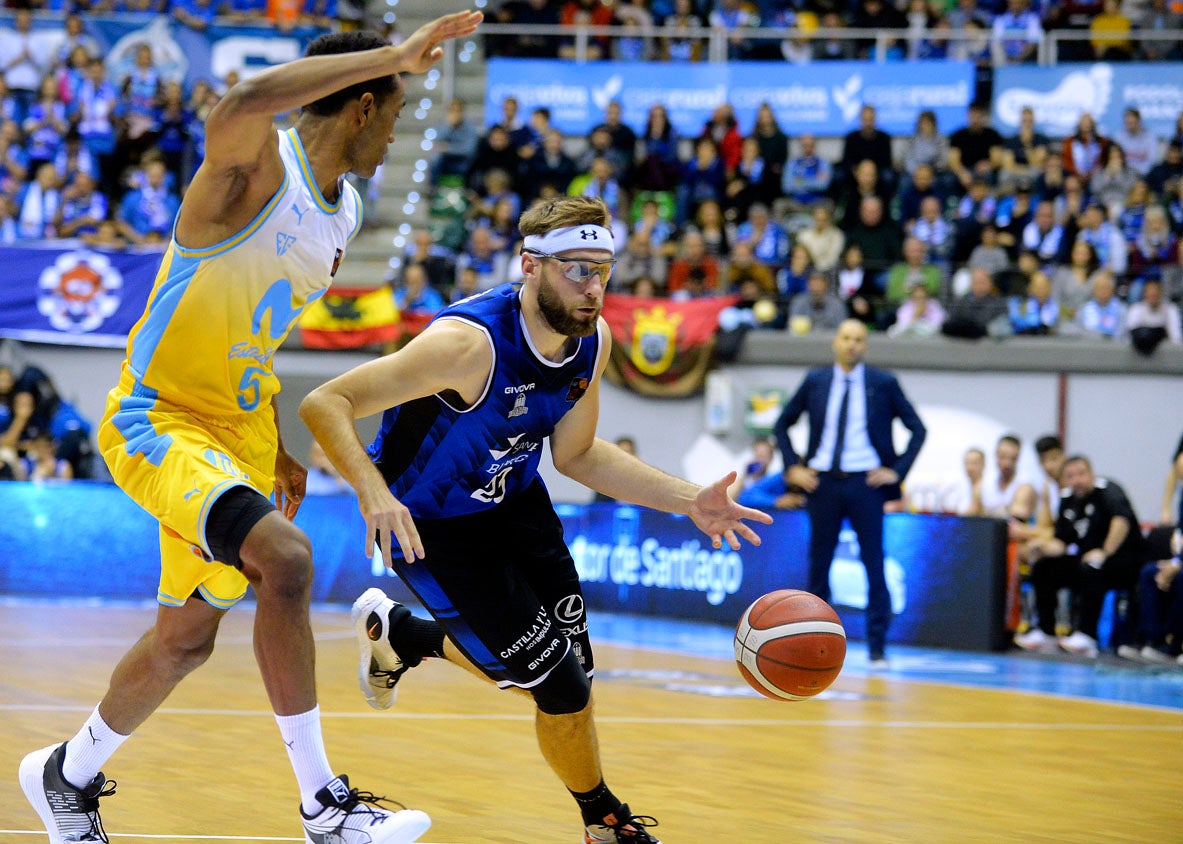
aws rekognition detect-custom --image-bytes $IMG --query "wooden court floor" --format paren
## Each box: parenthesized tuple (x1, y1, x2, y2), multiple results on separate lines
(1, 601, 1180, 844)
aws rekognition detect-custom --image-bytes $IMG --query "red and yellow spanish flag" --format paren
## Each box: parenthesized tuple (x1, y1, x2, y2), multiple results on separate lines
(299, 285, 400, 350)
(600, 294, 738, 397)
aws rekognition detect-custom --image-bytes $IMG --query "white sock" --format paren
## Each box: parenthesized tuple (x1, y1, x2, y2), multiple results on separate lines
(62, 707, 130, 789)
(275, 706, 335, 816)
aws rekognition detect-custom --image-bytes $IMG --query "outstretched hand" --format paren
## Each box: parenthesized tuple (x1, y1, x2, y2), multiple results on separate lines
(688, 472, 774, 550)
(395, 10, 483, 75)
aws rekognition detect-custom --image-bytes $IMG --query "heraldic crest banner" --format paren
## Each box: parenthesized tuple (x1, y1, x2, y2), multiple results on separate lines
(600, 293, 738, 397)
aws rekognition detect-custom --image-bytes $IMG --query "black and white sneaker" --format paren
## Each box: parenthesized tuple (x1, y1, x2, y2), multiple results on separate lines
(19, 743, 116, 843)
(352, 588, 414, 710)
(301, 774, 430, 844)
(583, 803, 661, 843)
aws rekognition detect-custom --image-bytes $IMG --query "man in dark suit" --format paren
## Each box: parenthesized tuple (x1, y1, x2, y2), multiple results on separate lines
(773, 319, 926, 666)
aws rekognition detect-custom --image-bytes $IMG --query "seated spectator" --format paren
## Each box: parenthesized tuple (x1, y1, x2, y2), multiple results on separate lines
(1072, 202, 1128, 275)
(5, 365, 94, 479)
(431, 99, 479, 187)
(948, 102, 1004, 193)
(846, 196, 903, 276)
(952, 177, 998, 262)
(1022, 200, 1065, 263)
(812, 11, 855, 61)
(851, 0, 907, 60)
(837, 159, 892, 230)
(725, 240, 776, 295)
(1054, 173, 1089, 230)
(779, 243, 812, 299)
(1017, 455, 1143, 658)
(736, 471, 806, 511)
(730, 437, 782, 497)
(54, 130, 98, 190)
(1147, 141, 1182, 199)
(886, 236, 943, 307)
(1062, 113, 1110, 181)
(1127, 278, 1182, 353)
(613, 2, 656, 60)
(469, 167, 520, 230)
(394, 263, 446, 316)
(910, 195, 955, 264)
(667, 229, 720, 295)
(724, 136, 766, 219)
(457, 226, 511, 291)
(1001, 106, 1050, 189)
(992, 0, 1043, 64)
(559, 0, 614, 61)
(55, 171, 107, 239)
(1090, 0, 1133, 60)
(969, 223, 1011, 279)
(1125, 527, 1183, 663)
(635, 101, 680, 191)
(840, 104, 894, 194)
(493, 95, 533, 152)
(83, 219, 128, 250)
(796, 202, 845, 273)
(968, 434, 1038, 518)
(788, 270, 847, 334)
(24, 76, 69, 176)
(22, 430, 72, 482)
(576, 127, 630, 187)
(1053, 239, 1101, 318)
(1009, 270, 1059, 335)
(116, 158, 179, 246)
(16, 162, 61, 240)
(520, 129, 576, 198)
(1090, 145, 1139, 216)
(466, 125, 518, 194)
(1075, 269, 1128, 339)
(1034, 154, 1066, 204)
(489, 0, 560, 58)
(403, 228, 457, 292)
(693, 199, 730, 258)
(677, 136, 726, 225)
(591, 100, 637, 170)
(450, 264, 480, 304)
(1118, 181, 1150, 244)
(945, 446, 987, 515)
(1114, 108, 1159, 178)
(0, 388, 33, 454)
(901, 110, 950, 185)
(570, 156, 622, 219)
(782, 134, 833, 210)
(634, 197, 677, 254)
(888, 279, 946, 337)
(898, 163, 946, 228)
(735, 203, 790, 268)
(994, 184, 1035, 253)
(1130, 205, 1180, 283)
(615, 230, 669, 292)
(837, 243, 883, 326)
(942, 267, 1008, 338)
(661, 0, 705, 61)
(700, 102, 743, 173)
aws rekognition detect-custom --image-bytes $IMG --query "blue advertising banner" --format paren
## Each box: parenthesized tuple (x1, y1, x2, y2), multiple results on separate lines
(994, 62, 1183, 140)
(0, 483, 1009, 652)
(0, 244, 162, 347)
(1, 11, 326, 90)
(486, 58, 976, 136)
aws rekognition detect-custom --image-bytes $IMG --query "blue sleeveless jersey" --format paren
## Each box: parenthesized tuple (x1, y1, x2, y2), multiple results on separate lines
(367, 284, 602, 520)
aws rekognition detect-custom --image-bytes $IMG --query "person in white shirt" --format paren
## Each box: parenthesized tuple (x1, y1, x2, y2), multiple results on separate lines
(1113, 108, 1160, 178)
(977, 434, 1037, 519)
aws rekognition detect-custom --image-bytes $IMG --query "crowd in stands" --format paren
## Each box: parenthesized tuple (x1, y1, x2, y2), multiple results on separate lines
(487, 0, 1183, 67)
(0, 4, 349, 252)
(411, 88, 1183, 354)
(0, 358, 94, 483)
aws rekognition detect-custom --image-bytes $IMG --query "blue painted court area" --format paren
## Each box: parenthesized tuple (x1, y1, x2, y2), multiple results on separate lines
(586, 611, 1183, 712)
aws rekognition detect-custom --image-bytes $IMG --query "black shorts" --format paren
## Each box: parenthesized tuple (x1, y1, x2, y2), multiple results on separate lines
(391, 480, 593, 689)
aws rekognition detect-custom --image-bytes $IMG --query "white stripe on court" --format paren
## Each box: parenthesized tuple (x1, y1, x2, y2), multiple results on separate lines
(0, 834, 453, 844)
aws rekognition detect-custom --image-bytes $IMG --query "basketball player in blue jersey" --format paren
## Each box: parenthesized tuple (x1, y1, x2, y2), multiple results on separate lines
(18, 12, 480, 844)
(300, 196, 773, 843)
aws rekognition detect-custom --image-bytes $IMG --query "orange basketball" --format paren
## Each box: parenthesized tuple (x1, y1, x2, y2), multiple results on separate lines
(734, 589, 846, 701)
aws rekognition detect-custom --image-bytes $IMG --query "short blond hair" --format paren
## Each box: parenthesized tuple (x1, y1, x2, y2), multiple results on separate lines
(518, 196, 610, 237)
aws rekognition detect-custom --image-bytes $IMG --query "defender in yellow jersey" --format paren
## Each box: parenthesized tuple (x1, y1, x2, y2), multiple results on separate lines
(19, 13, 481, 844)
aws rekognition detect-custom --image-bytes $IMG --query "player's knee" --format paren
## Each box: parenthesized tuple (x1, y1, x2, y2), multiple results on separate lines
(254, 530, 314, 601)
(155, 626, 217, 677)
(530, 649, 591, 716)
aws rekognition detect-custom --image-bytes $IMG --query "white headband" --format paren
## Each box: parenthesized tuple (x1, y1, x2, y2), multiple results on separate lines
(522, 225, 614, 256)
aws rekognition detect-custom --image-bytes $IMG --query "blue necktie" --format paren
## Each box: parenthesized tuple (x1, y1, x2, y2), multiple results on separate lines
(832, 376, 851, 473)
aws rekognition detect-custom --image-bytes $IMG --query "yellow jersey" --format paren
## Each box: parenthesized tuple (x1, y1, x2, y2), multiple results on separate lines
(120, 126, 363, 417)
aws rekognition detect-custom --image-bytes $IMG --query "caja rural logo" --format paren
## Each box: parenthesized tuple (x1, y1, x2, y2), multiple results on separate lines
(37, 251, 123, 333)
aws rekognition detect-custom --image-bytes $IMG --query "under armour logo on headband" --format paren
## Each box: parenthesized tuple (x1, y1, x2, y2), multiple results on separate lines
(580, 229, 598, 240)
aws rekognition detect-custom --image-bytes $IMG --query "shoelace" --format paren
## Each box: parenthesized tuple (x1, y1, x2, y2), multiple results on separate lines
(80, 778, 117, 843)
(335, 787, 410, 828)
(603, 810, 659, 841)
(370, 664, 410, 689)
